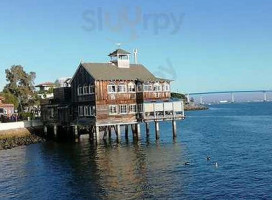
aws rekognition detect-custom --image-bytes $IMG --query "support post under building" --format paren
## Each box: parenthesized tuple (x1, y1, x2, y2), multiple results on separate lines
(145, 123, 150, 137)
(155, 121, 160, 140)
(136, 123, 141, 139)
(172, 120, 177, 138)
(116, 125, 121, 142)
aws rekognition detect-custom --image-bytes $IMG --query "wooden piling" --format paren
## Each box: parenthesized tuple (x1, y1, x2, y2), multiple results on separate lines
(125, 125, 129, 140)
(53, 125, 57, 138)
(74, 125, 79, 142)
(145, 122, 150, 137)
(172, 120, 177, 138)
(155, 121, 160, 140)
(116, 124, 121, 142)
(136, 123, 141, 139)
(43, 126, 48, 136)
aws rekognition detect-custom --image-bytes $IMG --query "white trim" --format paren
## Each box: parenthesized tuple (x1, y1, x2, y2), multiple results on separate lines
(129, 104, 137, 113)
(119, 104, 128, 114)
(109, 105, 118, 115)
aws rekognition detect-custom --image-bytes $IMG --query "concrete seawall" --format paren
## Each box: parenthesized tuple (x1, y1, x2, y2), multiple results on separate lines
(0, 120, 45, 150)
(0, 120, 43, 131)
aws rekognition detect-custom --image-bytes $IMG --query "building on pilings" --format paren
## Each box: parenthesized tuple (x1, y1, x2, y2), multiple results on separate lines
(41, 48, 185, 141)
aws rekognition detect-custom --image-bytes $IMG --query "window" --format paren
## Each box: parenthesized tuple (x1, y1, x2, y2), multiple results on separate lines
(118, 84, 127, 93)
(129, 104, 137, 113)
(138, 104, 143, 112)
(109, 105, 118, 115)
(78, 106, 84, 116)
(83, 85, 89, 95)
(144, 83, 153, 92)
(89, 85, 95, 94)
(89, 106, 95, 116)
(128, 82, 136, 92)
(108, 83, 117, 93)
(77, 86, 83, 96)
(84, 106, 90, 116)
(163, 83, 170, 91)
(119, 104, 127, 114)
(137, 83, 143, 92)
(154, 83, 162, 92)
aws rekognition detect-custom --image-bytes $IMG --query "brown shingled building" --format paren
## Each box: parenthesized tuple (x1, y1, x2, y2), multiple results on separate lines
(41, 48, 184, 142)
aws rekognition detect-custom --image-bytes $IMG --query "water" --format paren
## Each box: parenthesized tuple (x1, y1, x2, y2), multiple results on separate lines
(1, 102, 272, 200)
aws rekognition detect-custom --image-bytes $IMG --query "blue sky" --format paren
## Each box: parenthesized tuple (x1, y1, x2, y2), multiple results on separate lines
(0, 0, 272, 93)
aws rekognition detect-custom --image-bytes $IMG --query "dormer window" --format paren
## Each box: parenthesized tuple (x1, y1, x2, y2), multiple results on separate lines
(137, 83, 143, 92)
(118, 83, 127, 93)
(144, 83, 153, 92)
(108, 82, 117, 93)
(128, 82, 136, 92)
(154, 83, 162, 92)
(163, 82, 170, 92)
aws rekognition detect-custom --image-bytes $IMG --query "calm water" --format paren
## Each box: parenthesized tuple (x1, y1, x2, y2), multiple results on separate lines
(1, 102, 272, 200)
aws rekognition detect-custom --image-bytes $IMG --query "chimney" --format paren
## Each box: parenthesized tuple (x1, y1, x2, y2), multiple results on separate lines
(133, 49, 138, 64)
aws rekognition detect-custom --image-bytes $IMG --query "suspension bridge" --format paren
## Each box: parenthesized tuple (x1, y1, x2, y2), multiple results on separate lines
(185, 90, 272, 104)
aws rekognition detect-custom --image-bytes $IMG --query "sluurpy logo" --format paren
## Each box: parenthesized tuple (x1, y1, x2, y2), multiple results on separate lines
(82, 6, 185, 43)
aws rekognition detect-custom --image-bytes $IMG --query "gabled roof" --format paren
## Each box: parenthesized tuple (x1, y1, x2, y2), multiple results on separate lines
(108, 48, 131, 57)
(80, 63, 167, 82)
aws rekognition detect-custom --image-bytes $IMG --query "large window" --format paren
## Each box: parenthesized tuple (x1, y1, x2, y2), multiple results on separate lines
(108, 83, 117, 93)
(129, 104, 137, 113)
(83, 85, 89, 95)
(138, 104, 143, 112)
(89, 85, 95, 94)
(128, 82, 136, 92)
(84, 106, 90, 116)
(118, 83, 127, 93)
(78, 106, 84, 116)
(144, 83, 153, 92)
(154, 83, 162, 92)
(109, 105, 118, 115)
(119, 105, 127, 114)
(89, 106, 95, 116)
(163, 83, 170, 92)
(137, 83, 143, 92)
(77, 85, 83, 96)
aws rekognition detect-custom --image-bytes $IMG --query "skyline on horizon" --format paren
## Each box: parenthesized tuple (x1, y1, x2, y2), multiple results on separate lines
(1, 0, 272, 93)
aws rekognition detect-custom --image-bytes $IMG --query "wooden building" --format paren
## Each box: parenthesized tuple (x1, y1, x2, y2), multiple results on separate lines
(41, 48, 184, 141)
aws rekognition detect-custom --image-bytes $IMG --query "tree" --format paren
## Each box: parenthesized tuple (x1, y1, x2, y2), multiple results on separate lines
(3, 65, 37, 112)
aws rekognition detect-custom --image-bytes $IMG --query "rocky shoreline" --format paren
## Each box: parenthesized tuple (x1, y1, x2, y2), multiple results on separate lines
(184, 104, 209, 111)
(0, 127, 45, 150)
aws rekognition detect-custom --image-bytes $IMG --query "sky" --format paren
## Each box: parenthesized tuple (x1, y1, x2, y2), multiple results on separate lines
(0, 0, 272, 94)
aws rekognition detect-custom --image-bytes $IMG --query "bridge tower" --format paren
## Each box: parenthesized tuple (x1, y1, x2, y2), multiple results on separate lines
(263, 91, 267, 102)
(231, 93, 235, 103)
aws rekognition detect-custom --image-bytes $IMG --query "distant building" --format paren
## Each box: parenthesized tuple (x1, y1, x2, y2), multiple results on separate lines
(35, 82, 55, 99)
(0, 96, 15, 117)
(35, 82, 55, 92)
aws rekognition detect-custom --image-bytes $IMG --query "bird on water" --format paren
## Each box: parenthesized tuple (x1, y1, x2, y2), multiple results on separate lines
(184, 162, 190, 166)
(207, 156, 211, 161)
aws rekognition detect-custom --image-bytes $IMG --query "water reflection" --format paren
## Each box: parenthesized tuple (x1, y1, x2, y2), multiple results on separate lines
(34, 136, 189, 200)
